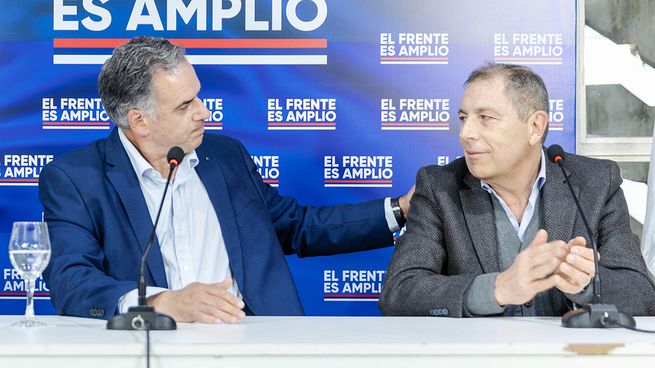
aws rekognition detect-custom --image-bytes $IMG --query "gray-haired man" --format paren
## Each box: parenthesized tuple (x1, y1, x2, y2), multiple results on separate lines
(380, 64, 655, 317)
(40, 36, 413, 323)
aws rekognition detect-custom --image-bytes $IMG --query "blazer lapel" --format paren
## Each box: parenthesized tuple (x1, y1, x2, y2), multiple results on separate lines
(104, 129, 168, 288)
(460, 172, 500, 273)
(194, 147, 245, 293)
(542, 159, 578, 243)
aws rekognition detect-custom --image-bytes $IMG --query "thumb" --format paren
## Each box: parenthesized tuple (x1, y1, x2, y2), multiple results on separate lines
(218, 277, 233, 288)
(528, 229, 548, 248)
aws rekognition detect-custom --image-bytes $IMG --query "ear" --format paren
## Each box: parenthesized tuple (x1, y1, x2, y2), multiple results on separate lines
(528, 110, 548, 146)
(126, 109, 149, 137)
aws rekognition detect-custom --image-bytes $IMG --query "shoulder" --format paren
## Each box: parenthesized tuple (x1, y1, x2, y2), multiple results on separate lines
(564, 152, 616, 173)
(197, 133, 248, 159)
(45, 138, 107, 173)
(560, 152, 621, 193)
(416, 157, 469, 190)
(564, 152, 619, 181)
(200, 133, 244, 149)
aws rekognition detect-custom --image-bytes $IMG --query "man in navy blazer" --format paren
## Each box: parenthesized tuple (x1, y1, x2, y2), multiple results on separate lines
(39, 36, 411, 323)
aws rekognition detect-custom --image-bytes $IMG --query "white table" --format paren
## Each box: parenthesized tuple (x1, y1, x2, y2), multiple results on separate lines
(1, 316, 655, 367)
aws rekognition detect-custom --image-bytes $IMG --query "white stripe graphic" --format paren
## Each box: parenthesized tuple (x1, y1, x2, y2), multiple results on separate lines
(54, 54, 327, 65)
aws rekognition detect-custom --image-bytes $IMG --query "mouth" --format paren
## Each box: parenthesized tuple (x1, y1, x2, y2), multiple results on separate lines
(464, 150, 487, 160)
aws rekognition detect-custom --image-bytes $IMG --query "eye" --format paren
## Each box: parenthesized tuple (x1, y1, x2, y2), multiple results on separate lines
(458, 114, 467, 122)
(480, 114, 495, 121)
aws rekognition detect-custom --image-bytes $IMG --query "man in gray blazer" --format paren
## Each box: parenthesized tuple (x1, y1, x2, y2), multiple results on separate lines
(379, 64, 655, 317)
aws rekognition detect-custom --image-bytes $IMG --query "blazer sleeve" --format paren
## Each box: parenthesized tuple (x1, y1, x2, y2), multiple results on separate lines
(235, 142, 394, 257)
(593, 161, 655, 316)
(39, 163, 134, 319)
(379, 167, 478, 317)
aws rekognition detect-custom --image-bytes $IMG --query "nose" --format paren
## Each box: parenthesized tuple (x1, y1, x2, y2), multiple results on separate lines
(459, 118, 478, 142)
(193, 97, 210, 121)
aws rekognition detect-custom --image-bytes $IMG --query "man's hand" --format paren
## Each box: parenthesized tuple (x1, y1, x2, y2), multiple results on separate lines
(555, 236, 596, 294)
(148, 278, 245, 324)
(494, 229, 568, 306)
(399, 185, 415, 218)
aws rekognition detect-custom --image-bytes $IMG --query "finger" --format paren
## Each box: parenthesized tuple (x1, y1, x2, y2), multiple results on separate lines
(525, 245, 568, 270)
(192, 305, 227, 324)
(570, 246, 595, 262)
(554, 275, 583, 294)
(208, 296, 246, 320)
(566, 236, 586, 250)
(559, 261, 591, 287)
(527, 240, 568, 259)
(528, 256, 562, 280)
(526, 229, 549, 249)
(206, 286, 246, 309)
(199, 299, 245, 324)
(530, 273, 560, 293)
(564, 254, 596, 278)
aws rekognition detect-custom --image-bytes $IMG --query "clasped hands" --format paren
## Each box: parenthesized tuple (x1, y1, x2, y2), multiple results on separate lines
(494, 229, 598, 306)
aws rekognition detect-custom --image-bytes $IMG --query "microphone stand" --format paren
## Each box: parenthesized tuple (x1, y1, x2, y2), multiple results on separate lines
(549, 146, 636, 328)
(107, 148, 184, 331)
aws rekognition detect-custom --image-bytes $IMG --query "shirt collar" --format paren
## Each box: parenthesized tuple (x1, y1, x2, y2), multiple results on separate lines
(118, 128, 199, 183)
(480, 150, 547, 193)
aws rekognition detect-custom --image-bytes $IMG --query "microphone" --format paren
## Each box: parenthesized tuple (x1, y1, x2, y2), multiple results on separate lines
(546, 144, 635, 328)
(107, 146, 185, 331)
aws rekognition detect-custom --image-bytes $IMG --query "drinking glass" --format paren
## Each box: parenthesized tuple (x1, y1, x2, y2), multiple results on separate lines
(8, 222, 51, 328)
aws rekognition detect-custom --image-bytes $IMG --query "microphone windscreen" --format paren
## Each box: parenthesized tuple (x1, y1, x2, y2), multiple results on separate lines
(167, 146, 185, 166)
(547, 144, 565, 163)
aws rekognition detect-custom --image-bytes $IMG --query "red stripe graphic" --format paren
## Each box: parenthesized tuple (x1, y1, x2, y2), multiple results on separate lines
(0, 292, 49, 296)
(0, 179, 39, 182)
(54, 38, 328, 49)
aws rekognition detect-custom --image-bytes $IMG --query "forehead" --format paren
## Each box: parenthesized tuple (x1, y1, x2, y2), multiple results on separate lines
(151, 60, 200, 106)
(460, 76, 512, 111)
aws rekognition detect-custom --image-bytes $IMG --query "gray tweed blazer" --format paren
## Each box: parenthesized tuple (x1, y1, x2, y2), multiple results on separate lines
(379, 152, 655, 317)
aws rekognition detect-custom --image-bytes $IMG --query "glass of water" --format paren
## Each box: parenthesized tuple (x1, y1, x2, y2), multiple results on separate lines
(8, 222, 51, 328)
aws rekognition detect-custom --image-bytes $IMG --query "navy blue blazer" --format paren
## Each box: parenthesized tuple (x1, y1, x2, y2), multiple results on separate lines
(40, 129, 393, 319)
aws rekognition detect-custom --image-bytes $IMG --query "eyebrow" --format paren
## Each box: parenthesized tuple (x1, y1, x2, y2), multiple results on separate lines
(175, 84, 201, 110)
(458, 107, 501, 115)
(175, 97, 195, 110)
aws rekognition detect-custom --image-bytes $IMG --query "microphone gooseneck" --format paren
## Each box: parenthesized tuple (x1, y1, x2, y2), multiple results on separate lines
(547, 144, 635, 329)
(547, 144, 601, 303)
(107, 146, 184, 331)
(138, 146, 185, 306)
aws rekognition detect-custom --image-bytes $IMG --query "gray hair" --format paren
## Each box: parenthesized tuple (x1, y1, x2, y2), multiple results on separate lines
(465, 63, 550, 141)
(98, 36, 186, 129)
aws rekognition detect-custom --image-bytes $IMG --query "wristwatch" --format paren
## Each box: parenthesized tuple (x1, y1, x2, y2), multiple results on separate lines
(390, 196, 406, 228)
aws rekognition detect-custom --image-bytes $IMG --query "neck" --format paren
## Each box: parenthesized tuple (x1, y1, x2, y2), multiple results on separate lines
(122, 129, 170, 178)
(485, 149, 542, 220)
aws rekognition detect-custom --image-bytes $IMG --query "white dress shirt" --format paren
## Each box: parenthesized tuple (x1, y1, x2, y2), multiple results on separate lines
(117, 130, 239, 312)
(480, 151, 547, 241)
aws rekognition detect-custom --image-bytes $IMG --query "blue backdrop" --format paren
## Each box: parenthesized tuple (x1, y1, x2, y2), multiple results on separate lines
(0, 0, 577, 316)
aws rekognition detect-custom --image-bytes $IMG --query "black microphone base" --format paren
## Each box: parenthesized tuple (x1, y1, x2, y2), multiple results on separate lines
(562, 303, 635, 328)
(106, 305, 177, 330)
